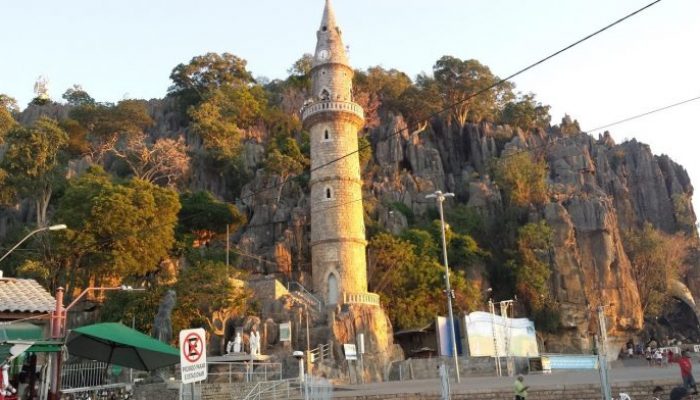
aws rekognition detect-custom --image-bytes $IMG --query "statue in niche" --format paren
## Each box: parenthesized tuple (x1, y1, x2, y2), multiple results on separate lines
(233, 332, 242, 353)
(152, 290, 176, 343)
(249, 327, 261, 356)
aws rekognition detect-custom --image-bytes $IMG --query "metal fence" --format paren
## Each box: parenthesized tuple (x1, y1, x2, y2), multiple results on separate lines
(60, 361, 131, 399)
(205, 362, 283, 383)
(302, 376, 332, 400)
(61, 361, 110, 390)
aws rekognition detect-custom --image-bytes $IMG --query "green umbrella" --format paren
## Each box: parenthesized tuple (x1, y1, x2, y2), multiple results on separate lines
(66, 322, 180, 371)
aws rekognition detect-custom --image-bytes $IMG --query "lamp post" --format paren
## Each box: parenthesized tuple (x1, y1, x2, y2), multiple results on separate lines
(0, 224, 67, 264)
(49, 285, 145, 400)
(425, 190, 460, 383)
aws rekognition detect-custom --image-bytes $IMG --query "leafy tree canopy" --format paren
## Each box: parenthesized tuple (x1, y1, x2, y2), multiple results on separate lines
(62, 84, 96, 107)
(0, 117, 68, 226)
(368, 232, 480, 329)
(493, 151, 548, 208)
(433, 56, 514, 126)
(189, 85, 267, 158)
(507, 220, 553, 315)
(169, 52, 255, 108)
(0, 94, 19, 113)
(624, 223, 694, 316)
(178, 191, 245, 236)
(54, 168, 180, 291)
(499, 93, 551, 130)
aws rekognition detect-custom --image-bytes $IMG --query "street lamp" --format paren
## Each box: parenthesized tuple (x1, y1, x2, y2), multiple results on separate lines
(0, 224, 67, 264)
(49, 285, 145, 400)
(425, 190, 460, 383)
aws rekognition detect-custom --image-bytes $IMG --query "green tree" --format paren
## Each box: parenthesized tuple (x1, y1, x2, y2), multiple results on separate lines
(263, 132, 308, 203)
(396, 75, 442, 131)
(0, 94, 19, 113)
(189, 85, 266, 157)
(624, 223, 693, 316)
(286, 53, 314, 90)
(0, 117, 68, 226)
(368, 232, 479, 329)
(69, 100, 154, 162)
(172, 260, 251, 333)
(353, 66, 412, 119)
(168, 52, 255, 108)
(62, 84, 96, 106)
(509, 220, 553, 312)
(60, 119, 90, 156)
(433, 56, 514, 126)
(54, 168, 180, 295)
(178, 191, 245, 246)
(500, 93, 551, 130)
(493, 152, 548, 208)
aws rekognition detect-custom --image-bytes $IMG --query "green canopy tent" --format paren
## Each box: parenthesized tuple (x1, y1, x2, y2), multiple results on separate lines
(0, 323, 62, 365)
(66, 323, 179, 371)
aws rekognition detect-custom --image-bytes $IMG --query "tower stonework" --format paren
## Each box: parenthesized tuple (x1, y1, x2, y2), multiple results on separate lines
(302, 0, 371, 306)
(297, 2, 402, 381)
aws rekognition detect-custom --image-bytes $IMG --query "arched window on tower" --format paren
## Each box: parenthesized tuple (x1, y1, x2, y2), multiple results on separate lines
(327, 273, 339, 305)
(323, 129, 331, 141)
(320, 88, 330, 101)
(324, 186, 333, 200)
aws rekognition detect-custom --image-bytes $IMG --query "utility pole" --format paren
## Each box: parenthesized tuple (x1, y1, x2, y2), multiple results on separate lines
(488, 298, 501, 377)
(426, 191, 460, 383)
(225, 224, 230, 266)
(597, 305, 612, 400)
(500, 300, 515, 377)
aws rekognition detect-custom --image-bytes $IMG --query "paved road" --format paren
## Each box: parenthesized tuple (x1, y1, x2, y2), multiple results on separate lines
(333, 364, 683, 398)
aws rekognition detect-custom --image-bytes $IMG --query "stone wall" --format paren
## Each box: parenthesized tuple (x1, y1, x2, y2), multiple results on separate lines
(335, 380, 679, 400)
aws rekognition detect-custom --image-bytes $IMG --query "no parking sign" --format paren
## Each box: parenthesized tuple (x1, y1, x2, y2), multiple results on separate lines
(179, 328, 207, 383)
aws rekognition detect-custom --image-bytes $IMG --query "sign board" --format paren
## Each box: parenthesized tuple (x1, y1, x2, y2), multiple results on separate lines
(179, 328, 207, 384)
(541, 356, 551, 374)
(546, 354, 598, 370)
(357, 333, 365, 354)
(463, 312, 539, 357)
(279, 322, 292, 342)
(343, 344, 357, 361)
(694, 345, 700, 353)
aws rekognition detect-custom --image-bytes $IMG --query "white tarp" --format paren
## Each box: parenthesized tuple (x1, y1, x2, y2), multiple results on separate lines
(464, 311, 539, 357)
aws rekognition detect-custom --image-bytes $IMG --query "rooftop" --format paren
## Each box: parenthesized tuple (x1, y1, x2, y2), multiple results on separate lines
(0, 278, 55, 314)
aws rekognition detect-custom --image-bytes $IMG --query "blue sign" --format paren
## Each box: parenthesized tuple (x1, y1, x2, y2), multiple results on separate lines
(545, 355, 598, 370)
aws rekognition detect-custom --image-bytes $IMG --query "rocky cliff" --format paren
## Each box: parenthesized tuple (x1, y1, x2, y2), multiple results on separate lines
(230, 108, 698, 352)
(11, 101, 699, 353)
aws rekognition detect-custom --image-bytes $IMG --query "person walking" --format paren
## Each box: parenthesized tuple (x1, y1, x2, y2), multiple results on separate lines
(514, 375, 529, 400)
(670, 350, 699, 394)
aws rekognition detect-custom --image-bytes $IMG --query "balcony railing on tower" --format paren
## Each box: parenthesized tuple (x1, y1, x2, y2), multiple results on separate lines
(343, 292, 380, 306)
(301, 100, 364, 122)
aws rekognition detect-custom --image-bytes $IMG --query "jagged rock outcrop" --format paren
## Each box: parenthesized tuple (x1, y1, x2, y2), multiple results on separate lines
(7, 100, 698, 355)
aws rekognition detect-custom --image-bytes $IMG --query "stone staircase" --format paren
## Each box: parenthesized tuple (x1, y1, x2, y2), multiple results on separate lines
(287, 281, 324, 314)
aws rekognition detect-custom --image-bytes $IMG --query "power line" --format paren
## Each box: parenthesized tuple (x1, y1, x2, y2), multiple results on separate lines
(586, 95, 700, 133)
(240, 0, 663, 202)
(4, 1, 664, 274)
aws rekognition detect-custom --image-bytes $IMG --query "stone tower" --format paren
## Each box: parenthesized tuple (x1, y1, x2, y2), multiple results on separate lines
(302, 0, 375, 307)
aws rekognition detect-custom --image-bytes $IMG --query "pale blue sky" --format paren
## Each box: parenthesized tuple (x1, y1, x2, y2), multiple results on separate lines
(3, 0, 699, 218)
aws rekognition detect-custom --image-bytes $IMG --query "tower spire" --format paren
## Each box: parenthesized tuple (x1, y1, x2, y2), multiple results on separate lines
(314, 0, 348, 67)
(320, 0, 338, 32)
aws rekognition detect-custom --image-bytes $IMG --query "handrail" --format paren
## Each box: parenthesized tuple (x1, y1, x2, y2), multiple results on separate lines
(288, 281, 323, 310)
(301, 100, 364, 122)
(343, 292, 380, 306)
(241, 379, 293, 400)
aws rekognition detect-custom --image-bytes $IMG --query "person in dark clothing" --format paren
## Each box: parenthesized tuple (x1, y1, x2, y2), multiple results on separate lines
(670, 386, 690, 400)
